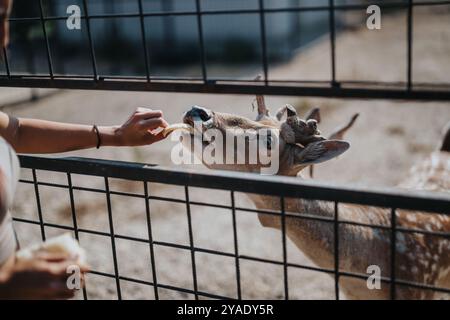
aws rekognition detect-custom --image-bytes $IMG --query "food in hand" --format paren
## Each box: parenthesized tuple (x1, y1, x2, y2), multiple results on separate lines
(16, 233, 86, 264)
(162, 123, 194, 137)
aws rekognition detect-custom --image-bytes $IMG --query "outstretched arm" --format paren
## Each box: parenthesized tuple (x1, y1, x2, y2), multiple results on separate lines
(0, 108, 168, 154)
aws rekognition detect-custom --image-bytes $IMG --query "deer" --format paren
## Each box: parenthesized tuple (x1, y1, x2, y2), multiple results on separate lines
(177, 95, 450, 300)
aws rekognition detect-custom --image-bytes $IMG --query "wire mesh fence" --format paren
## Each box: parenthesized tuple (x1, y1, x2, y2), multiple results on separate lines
(0, 0, 450, 100)
(12, 155, 450, 300)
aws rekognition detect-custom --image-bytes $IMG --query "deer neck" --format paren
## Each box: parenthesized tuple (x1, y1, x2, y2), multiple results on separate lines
(249, 193, 393, 285)
(249, 194, 337, 269)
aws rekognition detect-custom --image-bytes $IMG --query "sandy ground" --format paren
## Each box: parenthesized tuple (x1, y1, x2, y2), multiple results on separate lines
(3, 8, 450, 299)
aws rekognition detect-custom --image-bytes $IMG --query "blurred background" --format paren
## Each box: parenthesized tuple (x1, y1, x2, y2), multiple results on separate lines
(2, 0, 424, 80)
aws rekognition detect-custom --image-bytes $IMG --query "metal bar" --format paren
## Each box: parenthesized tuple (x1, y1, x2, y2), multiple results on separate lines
(258, 0, 269, 84)
(230, 191, 242, 300)
(1, 77, 449, 100)
(82, 0, 98, 79)
(19, 176, 450, 242)
(143, 182, 159, 300)
(32, 169, 46, 241)
(184, 186, 199, 299)
(12, 216, 450, 295)
(88, 269, 233, 300)
(18, 156, 450, 214)
(2, 48, 11, 78)
(280, 197, 288, 300)
(334, 201, 340, 300)
(195, 0, 207, 82)
(66, 174, 80, 239)
(16, 178, 450, 238)
(407, 0, 414, 90)
(8, 1, 450, 22)
(52, 218, 333, 276)
(329, 0, 337, 86)
(13, 180, 450, 239)
(1, 73, 448, 86)
(338, 270, 450, 294)
(104, 177, 122, 299)
(14, 219, 448, 270)
(38, 0, 54, 78)
(90, 270, 234, 300)
(120, 276, 234, 300)
(390, 208, 397, 300)
(67, 173, 88, 300)
(137, 0, 151, 81)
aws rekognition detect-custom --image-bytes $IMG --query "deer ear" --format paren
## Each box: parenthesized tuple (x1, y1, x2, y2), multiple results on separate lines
(294, 140, 350, 165)
(304, 107, 321, 123)
(275, 104, 297, 121)
(328, 113, 359, 140)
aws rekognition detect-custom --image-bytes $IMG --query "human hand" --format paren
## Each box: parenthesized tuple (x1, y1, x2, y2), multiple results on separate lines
(0, 251, 89, 300)
(105, 107, 169, 147)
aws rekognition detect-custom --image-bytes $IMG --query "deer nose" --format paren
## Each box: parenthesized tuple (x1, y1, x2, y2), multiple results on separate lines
(184, 106, 212, 122)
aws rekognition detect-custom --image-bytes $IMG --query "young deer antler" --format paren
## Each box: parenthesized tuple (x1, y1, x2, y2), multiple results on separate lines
(253, 75, 270, 121)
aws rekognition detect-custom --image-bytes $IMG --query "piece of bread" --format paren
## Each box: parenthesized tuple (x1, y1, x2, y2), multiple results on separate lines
(16, 233, 86, 264)
(162, 123, 194, 137)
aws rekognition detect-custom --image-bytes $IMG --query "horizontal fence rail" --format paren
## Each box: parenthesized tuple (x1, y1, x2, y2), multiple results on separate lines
(0, 0, 450, 100)
(13, 155, 450, 300)
(17, 156, 450, 214)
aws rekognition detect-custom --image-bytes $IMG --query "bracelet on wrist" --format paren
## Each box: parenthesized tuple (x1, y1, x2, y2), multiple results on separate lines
(92, 125, 101, 149)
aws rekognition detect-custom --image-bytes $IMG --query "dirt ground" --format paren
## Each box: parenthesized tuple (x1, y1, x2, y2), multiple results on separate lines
(4, 8, 450, 299)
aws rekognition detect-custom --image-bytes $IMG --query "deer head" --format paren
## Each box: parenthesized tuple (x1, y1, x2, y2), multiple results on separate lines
(180, 99, 355, 177)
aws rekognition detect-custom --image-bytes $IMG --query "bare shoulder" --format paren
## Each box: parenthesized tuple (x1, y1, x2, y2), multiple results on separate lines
(0, 111, 19, 146)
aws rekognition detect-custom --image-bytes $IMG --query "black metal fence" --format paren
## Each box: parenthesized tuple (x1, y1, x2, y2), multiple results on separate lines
(0, 0, 450, 100)
(13, 155, 450, 300)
